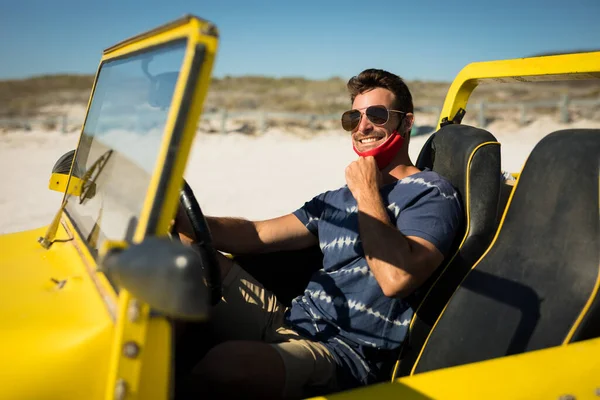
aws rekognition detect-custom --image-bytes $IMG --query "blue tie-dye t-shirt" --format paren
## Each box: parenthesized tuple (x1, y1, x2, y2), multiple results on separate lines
(287, 169, 463, 388)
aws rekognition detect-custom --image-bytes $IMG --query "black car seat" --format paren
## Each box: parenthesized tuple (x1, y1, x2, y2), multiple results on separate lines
(392, 124, 503, 377)
(409, 129, 600, 375)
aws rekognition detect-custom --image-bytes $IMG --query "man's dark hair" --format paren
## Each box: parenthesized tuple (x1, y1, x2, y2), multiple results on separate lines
(347, 69, 414, 113)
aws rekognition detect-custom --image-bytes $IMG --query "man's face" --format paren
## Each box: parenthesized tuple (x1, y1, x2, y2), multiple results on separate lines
(351, 88, 401, 152)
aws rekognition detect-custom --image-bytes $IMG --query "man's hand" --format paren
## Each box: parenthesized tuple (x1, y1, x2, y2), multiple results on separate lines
(345, 156, 382, 201)
(172, 203, 197, 245)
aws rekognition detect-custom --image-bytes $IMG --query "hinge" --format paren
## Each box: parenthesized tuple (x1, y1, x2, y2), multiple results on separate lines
(440, 108, 466, 127)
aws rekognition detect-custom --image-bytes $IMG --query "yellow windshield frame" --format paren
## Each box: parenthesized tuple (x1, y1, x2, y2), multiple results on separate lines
(98, 15, 218, 243)
(66, 15, 219, 400)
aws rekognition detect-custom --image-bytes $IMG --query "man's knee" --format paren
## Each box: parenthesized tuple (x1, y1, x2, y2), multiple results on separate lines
(192, 341, 286, 399)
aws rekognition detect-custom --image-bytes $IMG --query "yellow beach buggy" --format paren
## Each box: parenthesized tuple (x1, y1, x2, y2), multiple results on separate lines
(0, 15, 598, 400)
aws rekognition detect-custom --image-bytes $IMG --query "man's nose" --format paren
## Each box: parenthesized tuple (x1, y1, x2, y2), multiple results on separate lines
(356, 111, 373, 134)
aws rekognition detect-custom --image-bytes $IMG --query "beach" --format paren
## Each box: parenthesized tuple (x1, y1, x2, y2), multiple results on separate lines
(1, 116, 599, 234)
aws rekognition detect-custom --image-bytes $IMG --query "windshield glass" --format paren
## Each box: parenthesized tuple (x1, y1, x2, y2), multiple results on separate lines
(65, 40, 187, 255)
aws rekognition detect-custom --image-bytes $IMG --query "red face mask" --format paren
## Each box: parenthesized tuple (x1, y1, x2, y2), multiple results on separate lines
(353, 130, 404, 169)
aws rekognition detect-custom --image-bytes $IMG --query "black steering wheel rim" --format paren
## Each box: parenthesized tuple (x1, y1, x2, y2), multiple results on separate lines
(178, 180, 222, 306)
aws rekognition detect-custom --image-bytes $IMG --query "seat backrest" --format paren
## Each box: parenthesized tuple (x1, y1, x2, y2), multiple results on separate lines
(393, 124, 502, 377)
(411, 129, 600, 374)
(416, 124, 502, 265)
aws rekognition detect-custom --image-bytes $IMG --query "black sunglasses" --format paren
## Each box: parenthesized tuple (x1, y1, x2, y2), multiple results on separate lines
(341, 105, 406, 132)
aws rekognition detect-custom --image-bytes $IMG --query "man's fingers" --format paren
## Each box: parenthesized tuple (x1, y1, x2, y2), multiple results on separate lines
(363, 156, 376, 165)
(174, 203, 196, 240)
(179, 232, 195, 246)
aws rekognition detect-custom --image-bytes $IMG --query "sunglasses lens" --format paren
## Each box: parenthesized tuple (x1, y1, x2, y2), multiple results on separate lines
(366, 106, 389, 125)
(341, 110, 361, 131)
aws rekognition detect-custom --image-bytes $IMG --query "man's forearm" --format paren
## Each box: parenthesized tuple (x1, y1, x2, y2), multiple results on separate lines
(207, 216, 264, 254)
(355, 189, 416, 297)
(203, 213, 317, 255)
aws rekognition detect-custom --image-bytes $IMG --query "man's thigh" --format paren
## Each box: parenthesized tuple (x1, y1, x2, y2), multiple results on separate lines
(266, 322, 338, 397)
(211, 257, 285, 342)
(211, 255, 337, 396)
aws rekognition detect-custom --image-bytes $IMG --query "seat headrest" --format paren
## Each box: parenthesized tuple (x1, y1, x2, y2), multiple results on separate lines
(417, 124, 498, 190)
(416, 125, 501, 240)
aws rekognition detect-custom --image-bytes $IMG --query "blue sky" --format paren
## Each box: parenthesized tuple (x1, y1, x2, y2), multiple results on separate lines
(1, 0, 598, 82)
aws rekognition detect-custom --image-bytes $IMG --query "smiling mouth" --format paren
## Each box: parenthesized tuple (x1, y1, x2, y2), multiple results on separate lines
(358, 136, 384, 144)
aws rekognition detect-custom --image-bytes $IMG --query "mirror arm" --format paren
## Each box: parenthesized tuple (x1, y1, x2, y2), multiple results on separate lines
(38, 200, 70, 249)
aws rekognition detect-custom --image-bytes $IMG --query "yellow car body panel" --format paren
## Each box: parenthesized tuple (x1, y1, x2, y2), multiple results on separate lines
(314, 337, 600, 399)
(0, 224, 114, 399)
(137, 318, 172, 400)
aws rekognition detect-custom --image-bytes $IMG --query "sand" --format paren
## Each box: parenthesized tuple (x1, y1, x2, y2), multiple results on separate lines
(1, 116, 599, 234)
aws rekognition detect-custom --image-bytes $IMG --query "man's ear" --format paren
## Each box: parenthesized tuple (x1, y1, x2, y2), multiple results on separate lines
(400, 113, 414, 138)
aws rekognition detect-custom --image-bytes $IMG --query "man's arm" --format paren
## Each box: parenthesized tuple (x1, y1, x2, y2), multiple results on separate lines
(356, 191, 443, 298)
(346, 157, 444, 298)
(175, 204, 318, 255)
(206, 215, 318, 254)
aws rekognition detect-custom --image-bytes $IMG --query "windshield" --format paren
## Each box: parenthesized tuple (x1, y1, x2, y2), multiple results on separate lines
(65, 40, 187, 255)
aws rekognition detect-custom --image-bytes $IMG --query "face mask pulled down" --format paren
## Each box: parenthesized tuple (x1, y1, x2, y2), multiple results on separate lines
(353, 131, 404, 169)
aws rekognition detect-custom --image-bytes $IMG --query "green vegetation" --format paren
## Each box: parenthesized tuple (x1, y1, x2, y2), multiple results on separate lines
(0, 75, 94, 117)
(1, 74, 599, 118)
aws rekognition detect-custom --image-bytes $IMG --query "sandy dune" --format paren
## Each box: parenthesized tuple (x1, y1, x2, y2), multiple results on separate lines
(1, 117, 599, 234)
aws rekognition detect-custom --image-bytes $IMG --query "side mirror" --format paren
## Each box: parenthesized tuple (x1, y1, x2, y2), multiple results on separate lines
(49, 149, 85, 196)
(101, 237, 210, 320)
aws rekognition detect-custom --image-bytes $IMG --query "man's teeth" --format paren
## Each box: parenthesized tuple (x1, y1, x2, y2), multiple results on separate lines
(360, 137, 380, 144)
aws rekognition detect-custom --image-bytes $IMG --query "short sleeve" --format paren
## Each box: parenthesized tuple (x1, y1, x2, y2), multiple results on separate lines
(396, 185, 463, 256)
(293, 191, 328, 236)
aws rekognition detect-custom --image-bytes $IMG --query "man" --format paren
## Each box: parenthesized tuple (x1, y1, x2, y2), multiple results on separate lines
(177, 69, 463, 399)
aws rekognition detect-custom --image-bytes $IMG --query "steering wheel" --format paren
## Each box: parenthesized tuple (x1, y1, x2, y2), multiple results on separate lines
(177, 180, 222, 306)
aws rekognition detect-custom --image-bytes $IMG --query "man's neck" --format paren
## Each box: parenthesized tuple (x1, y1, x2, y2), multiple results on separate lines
(381, 153, 421, 185)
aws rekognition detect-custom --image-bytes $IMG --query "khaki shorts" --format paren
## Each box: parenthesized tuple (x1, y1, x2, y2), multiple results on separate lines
(210, 262, 337, 398)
